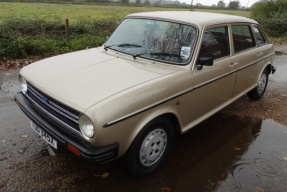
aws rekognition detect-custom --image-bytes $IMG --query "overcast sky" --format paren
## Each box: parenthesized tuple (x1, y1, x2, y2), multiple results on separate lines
(182, 0, 258, 7)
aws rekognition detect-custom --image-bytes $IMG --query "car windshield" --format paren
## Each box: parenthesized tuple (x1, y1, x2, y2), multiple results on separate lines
(105, 18, 197, 65)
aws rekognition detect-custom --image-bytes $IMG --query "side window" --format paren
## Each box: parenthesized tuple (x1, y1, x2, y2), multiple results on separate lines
(252, 26, 267, 46)
(232, 25, 256, 53)
(198, 26, 230, 60)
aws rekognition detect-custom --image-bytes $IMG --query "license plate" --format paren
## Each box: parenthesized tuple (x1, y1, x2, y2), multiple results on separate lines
(30, 121, 58, 149)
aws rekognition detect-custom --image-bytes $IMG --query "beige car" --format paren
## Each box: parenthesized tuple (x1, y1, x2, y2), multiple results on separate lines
(15, 11, 275, 177)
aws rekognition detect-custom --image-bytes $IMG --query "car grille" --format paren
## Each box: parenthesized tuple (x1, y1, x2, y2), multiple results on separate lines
(26, 83, 81, 133)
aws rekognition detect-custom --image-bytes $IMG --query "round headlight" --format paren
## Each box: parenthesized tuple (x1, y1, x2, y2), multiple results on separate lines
(79, 115, 94, 140)
(19, 75, 28, 94)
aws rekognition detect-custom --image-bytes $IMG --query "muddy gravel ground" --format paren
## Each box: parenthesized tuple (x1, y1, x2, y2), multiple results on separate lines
(0, 48, 287, 192)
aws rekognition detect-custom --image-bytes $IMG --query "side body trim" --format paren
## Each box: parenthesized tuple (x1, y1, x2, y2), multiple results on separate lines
(103, 52, 274, 128)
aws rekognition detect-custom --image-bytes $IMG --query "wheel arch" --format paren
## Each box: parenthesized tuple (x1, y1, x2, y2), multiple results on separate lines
(156, 113, 181, 136)
(255, 63, 272, 83)
(122, 111, 181, 176)
(123, 111, 182, 156)
(247, 63, 271, 100)
(265, 63, 272, 75)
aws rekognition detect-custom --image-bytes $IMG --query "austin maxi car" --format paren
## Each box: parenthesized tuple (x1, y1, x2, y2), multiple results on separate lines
(14, 11, 276, 177)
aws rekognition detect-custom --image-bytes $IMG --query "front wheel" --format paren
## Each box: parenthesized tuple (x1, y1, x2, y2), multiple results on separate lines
(247, 68, 269, 100)
(124, 117, 173, 177)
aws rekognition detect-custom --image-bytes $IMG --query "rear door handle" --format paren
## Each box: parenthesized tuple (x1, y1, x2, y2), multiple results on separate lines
(229, 62, 238, 68)
(257, 52, 263, 57)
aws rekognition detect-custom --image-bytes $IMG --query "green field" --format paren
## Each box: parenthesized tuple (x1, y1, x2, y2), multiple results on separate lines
(0, 2, 250, 23)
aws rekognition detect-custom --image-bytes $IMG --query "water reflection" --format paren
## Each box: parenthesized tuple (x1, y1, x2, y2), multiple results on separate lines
(169, 114, 262, 192)
(105, 18, 197, 64)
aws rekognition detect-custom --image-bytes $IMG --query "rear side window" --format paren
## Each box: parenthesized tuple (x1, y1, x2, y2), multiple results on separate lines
(198, 26, 230, 60)
(232, 25, 256, 53)
(252, 26, 267, 46)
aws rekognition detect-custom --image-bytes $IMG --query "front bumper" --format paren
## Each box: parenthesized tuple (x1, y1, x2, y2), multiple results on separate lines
(14, 92, 119, 163)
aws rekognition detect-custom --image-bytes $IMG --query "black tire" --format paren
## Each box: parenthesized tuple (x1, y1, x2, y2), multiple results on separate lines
(247, 68, 269, 100)
(124, 117, 173, 177)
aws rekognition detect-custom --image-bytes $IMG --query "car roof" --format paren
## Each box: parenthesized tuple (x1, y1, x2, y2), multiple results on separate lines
(126, 11, 257, 28)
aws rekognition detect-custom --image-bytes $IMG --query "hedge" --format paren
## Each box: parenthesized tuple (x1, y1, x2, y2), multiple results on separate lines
(0, 18, 118, 59)
(1, 15, 286, 59)
(257, 17, 287, 37)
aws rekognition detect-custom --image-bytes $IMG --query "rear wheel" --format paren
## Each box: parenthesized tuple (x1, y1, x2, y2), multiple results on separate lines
(124, 117, 173, 177)
(247, 68, 269, 100)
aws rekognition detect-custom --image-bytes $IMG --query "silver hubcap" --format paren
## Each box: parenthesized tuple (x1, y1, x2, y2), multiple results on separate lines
(258, 73, 267, 94)
(140, 128, 167, 167)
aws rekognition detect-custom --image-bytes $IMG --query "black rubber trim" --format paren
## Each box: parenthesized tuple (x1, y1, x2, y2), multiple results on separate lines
(14, 92, 119, 163)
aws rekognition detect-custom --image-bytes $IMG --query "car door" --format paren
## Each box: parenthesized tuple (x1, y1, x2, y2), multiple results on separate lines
(231, 24, 273, 97)
(179, 25, 237, 131)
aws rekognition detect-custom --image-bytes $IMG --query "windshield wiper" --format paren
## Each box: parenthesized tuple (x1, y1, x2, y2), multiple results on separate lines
(132, 53, 145, 59)
(132, 52, 183, 59)
(149, 52, 182, 57)
(104, 43, 142, 51)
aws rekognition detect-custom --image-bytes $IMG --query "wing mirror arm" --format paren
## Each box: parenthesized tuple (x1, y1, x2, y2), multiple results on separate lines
(196, 57, 214, 70)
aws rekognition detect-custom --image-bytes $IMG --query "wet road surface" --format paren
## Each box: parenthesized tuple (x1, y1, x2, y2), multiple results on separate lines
(0, 50, 287, 191)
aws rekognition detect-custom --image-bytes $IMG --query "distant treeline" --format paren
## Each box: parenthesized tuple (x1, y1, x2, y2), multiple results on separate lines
(0, 0, 251, 10)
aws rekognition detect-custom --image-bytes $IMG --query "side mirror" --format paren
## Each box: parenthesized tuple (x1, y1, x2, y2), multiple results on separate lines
(196, 57, 214, 70)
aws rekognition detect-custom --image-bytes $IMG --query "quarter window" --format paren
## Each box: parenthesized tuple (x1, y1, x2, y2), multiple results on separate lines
(252, 26, 267, 46)
(198, 26, 230, 60)
(232, 25, 256, 53)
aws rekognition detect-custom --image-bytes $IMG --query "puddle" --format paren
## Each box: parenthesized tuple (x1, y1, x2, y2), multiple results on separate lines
(2, 114, 287, 192)
(275, 51, 287, 56)
(206, 118, 287, 192)
(270, 54, 287, 83)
